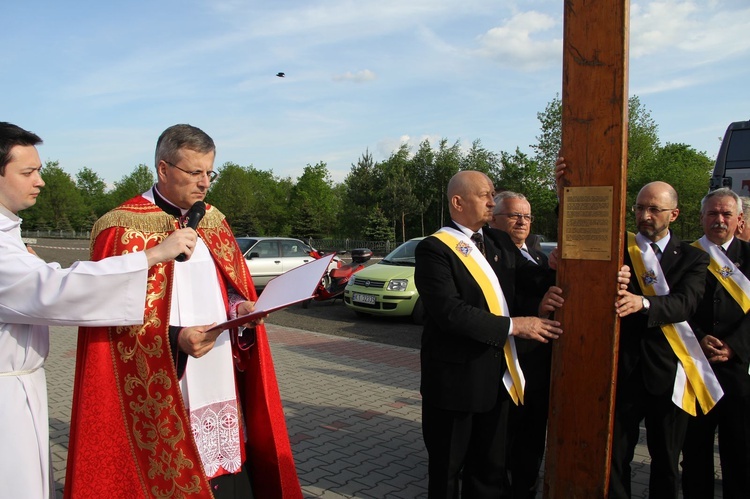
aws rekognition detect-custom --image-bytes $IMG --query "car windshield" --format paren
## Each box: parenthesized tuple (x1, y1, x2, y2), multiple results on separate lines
(236, 238, 259, 254)
(382, 239, 420, 266)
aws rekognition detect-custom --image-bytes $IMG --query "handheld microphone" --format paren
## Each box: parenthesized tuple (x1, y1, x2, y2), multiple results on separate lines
(176, 201, 206, 262)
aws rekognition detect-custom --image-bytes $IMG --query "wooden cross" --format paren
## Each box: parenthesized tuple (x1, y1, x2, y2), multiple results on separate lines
(544, 0, 629, 497)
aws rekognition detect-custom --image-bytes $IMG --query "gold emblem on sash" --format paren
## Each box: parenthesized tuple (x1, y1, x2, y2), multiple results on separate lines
(642, 269, 658, 286)
(456, 240, 471, 256)
(719, 265, 733, 278)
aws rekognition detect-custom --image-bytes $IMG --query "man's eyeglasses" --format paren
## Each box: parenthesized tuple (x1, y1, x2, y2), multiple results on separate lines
(631, 205, 675, 215)
(164, 160, 218, 182)
(497, 213, 534, 223)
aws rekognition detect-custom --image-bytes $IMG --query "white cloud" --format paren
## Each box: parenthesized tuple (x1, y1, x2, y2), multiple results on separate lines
(213, 0, 477, 42)
(633, 76, 702, 96)
(332, 69, 377, 83)
(630, 1, 750, 63)
(474, 11, 562, 71)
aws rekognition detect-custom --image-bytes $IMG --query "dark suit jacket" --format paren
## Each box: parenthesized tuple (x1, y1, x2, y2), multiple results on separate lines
(619, 232, 709, 396)
(689, 237, 750, 397)
(509, 241, 552, 388)
(415, 223, 554, 413)
(524, 234, 550, 269)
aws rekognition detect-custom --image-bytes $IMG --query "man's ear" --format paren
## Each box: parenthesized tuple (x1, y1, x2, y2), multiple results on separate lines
(156, 160, 168, 181)
(450, 195, 462, 212)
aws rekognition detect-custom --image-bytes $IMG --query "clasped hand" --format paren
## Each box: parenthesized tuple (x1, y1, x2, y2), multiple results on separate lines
(178, 300, 263, 358)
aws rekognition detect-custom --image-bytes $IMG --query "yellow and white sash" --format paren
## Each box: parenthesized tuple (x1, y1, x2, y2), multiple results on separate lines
(692, 236, 750, 314)
(433, 227, 525, 405)
(627, 232, 723, 415)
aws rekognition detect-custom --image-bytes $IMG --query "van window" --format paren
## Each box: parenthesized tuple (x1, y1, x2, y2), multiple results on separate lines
(725, 129, 750, 170)
(709, 120, 750, 194)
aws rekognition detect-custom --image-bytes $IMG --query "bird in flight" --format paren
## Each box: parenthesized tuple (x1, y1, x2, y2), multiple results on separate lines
(276, 72, 285, 77)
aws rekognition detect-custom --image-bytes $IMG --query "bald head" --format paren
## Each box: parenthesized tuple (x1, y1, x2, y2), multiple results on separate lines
(634, 181, 679, 242)
(447, 171, 490, 198)
(447, 171, 495, 231)
(637, 181, 678, 207)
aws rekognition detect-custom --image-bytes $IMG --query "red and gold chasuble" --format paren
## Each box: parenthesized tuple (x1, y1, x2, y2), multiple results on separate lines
(64, 195, 302, 499)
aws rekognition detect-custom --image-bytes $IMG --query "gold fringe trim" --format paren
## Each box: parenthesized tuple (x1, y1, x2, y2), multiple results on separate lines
(91, 204, 227, 243)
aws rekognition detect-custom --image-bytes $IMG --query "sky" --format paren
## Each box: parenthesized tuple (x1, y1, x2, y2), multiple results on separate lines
(3, 0, 749, 187)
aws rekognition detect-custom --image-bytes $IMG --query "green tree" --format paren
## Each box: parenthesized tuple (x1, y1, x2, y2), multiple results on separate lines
(248, 169, 293, 236)
(76, 166, 109, 220)
(24, 161, 87, 231)
(529, 94, 666, 240)
(628, 143, 712, 240)
(626, 95, 661, 180)
(496, 149, 558, 240)
(531, 94, 562, 188)
(363, 206, 395, 241)
(532, 94, 661, 187)
(290, 162, 337, 238)
(462, 139, 501, 179)
(206, 162, 257, 235)
(408, 140, 437, 236)
(380, 144, 419, 242)
(342, 150, 382, 237)
(431, 138, 462, 229)
(206, 162, 292, 236)
(108, 164, 155, 207)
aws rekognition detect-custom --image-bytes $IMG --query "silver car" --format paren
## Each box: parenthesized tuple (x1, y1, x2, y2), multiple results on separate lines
(236, 237, 339, 289)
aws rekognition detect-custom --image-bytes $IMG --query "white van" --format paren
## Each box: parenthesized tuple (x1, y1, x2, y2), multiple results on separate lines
(709, 119, 750, 195)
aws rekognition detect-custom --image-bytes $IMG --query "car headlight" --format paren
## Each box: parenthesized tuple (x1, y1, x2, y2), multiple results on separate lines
(387, 279, 409, 292)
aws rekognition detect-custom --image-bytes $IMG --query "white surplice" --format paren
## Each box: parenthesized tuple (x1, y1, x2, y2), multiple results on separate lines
(140, 189, 242, 478)
(0, 205, 152, 499)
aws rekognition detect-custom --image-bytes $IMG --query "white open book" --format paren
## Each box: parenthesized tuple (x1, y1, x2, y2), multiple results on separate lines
(208, 253, 334, 333)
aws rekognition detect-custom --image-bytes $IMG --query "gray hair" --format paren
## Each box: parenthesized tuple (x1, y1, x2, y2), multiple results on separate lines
(493, 191, 527, 215)
(740, 196, 750, 219)
(154, 124, 215, 167)
(701, 187, 742, 214)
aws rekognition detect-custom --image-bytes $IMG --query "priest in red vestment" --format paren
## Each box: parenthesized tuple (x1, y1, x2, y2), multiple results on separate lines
(65, 124, 302, 499)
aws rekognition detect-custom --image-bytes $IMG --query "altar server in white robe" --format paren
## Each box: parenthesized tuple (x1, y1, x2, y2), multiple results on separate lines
(0, 122, 199, 499)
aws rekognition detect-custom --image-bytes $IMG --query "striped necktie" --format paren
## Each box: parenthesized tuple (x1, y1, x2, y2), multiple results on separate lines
(650, 242, 662, 261)
(471, 232, 485, 257)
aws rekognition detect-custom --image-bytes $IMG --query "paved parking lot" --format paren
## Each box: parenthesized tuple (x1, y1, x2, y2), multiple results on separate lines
(46, 323, 722, 498)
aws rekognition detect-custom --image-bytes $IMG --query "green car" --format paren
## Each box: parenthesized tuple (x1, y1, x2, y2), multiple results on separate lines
(344, 237, 425, 324)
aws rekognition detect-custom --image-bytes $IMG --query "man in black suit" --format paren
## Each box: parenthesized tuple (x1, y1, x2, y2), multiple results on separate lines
(415, 171, 564, 498)
(490, 191, 551, 499)
(682, 188, 750, 498)
(609, 181, 710, 499)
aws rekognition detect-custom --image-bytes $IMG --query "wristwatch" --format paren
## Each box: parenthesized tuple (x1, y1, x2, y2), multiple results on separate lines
(641, 296, 650, 312)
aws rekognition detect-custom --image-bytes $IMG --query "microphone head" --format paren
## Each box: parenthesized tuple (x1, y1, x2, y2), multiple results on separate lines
(185, 201, 206, 230)
(176, 201, 207, 262)
(190, 200, 206, 217)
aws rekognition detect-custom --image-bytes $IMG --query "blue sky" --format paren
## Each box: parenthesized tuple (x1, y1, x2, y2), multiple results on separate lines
(3, 0, 749, 187)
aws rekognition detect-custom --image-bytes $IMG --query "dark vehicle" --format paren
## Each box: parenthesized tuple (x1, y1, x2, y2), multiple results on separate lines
(709, 119, 750, 195)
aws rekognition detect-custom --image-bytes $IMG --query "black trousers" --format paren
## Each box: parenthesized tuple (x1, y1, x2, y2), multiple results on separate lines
(609, 372, 688, 499)
(210, 462, 254, 499)
(422, 392, 511, 499)
(507, 384, 550, 499)
(682, 391, 750, 499)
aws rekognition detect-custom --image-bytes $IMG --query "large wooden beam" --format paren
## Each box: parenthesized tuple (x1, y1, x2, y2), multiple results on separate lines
(544, 1, 629, 497)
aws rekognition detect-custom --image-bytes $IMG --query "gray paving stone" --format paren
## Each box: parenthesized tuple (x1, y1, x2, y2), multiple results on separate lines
(46, 324, 724, 498)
